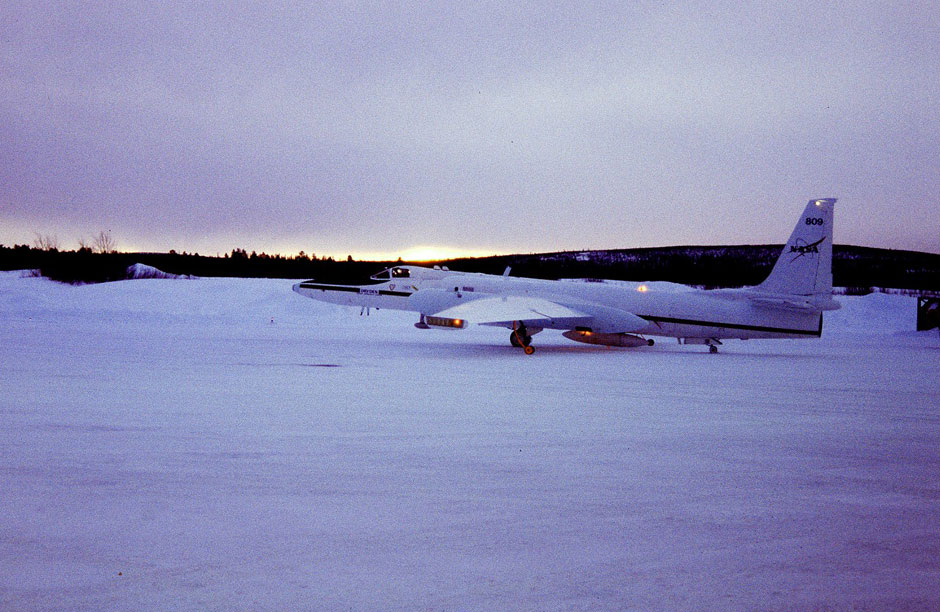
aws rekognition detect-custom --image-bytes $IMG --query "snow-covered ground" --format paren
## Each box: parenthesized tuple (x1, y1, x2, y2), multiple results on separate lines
(1, 271, 938, 611)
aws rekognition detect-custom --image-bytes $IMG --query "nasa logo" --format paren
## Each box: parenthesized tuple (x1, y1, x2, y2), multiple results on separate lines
(789, 237, 825, 262)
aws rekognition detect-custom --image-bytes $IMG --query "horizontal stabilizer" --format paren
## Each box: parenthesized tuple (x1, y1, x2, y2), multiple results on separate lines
(749, 294, 841, 312)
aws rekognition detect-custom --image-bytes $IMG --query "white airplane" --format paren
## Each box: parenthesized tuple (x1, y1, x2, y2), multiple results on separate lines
(293, 199, 840, 353)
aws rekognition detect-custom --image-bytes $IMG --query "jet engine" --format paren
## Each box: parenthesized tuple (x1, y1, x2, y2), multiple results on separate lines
(562, 330, 654, 347)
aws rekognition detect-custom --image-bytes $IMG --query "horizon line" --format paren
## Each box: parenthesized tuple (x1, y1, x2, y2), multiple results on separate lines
(5, 242, 940, 261)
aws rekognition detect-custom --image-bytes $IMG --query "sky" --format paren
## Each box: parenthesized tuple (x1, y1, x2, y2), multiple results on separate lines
(2, 2, 938, 259)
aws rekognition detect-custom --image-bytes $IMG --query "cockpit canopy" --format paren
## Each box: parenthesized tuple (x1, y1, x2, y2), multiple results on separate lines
(299, 265, 449, 288)
(369, 267, 411, 281)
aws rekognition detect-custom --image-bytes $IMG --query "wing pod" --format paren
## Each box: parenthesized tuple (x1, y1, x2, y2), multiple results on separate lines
(424, 315, 467, 329)
(562, 331, 654, 347)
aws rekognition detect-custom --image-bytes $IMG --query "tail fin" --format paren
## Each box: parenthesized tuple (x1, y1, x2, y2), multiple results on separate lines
(757, 198, 835, 296)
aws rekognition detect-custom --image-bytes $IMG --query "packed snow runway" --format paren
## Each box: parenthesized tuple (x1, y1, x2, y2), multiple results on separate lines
(1, 271, 938, 611)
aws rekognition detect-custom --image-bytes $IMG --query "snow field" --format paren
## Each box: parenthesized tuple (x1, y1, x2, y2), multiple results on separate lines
(1, 272, 938, 611)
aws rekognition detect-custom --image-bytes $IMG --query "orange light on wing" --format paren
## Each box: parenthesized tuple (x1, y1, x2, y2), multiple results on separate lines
(425, 316, 466, 329)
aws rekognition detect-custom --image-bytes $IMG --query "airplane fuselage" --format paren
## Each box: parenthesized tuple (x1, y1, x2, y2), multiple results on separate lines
(294, 268, 822, 341)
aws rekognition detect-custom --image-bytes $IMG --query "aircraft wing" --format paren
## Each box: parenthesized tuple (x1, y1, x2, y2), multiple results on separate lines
(431, 296, 594, 329)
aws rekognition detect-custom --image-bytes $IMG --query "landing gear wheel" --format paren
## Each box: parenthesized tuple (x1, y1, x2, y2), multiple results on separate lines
(510, 333, 532, 348)
(510, 323, 532, 349)
(709, 344, 718, 354)
(524, 345, 535, 355)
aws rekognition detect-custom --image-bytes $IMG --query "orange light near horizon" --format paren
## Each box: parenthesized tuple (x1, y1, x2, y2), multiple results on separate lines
(399, 246, 498, 262)
(346, 245, 502, 262)
(637, 284, 648, 293)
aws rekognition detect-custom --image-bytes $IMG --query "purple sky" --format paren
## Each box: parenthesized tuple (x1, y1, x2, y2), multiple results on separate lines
(2, 2, 938, 258)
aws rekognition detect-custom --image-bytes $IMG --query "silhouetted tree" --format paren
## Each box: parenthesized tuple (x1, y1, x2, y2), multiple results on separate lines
(32, 233, 59, 251)
(92, 230, 116, 254)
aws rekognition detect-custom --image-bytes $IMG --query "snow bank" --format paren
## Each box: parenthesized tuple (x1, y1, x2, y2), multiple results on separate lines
(125, 262, 190, 280)
(825, 291, 919, 334)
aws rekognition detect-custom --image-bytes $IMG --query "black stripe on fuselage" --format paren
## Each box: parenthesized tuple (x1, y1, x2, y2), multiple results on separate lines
(298, 283, 412, 297)
(639, 314, 822, 337)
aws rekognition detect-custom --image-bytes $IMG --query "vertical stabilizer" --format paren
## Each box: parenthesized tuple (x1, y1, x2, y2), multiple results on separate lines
(757, 198, 835, 296)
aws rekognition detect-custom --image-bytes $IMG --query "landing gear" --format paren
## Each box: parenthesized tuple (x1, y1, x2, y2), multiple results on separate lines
(678, 337, 721, 352)
(510, 322, 534, 354)
(509, 331, 532, 348)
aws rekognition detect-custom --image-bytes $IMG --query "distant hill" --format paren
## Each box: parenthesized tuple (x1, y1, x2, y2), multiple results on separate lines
(2, 243, 938, 291)
(442, 245, 940, 291)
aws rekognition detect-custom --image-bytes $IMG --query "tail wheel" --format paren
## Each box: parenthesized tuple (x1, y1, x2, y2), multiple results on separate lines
(524, 345, 535, 355)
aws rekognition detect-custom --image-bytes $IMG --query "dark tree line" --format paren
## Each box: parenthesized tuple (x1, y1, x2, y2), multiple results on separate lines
(0, 245, 388, 284)
(2, 243, 938, 290)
